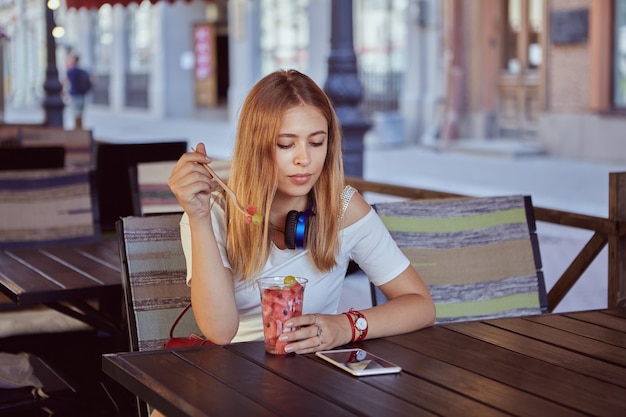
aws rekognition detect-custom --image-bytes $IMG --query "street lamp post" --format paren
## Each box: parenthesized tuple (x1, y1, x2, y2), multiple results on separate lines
(42, 0, 64, 127)
(324, 0, 370, 178)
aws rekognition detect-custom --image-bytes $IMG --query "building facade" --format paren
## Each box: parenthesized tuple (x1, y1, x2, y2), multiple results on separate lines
(1, 0, 624, 163)
(446, 0, 626, 164)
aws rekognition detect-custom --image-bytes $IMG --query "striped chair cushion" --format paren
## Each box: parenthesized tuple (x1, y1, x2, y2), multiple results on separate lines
(19, 127, 94, 169)
(130, 159, 230, 216)
(117, 214, 201, 351)
(373, 195, 547, 323)
(0, 168, 98, 249)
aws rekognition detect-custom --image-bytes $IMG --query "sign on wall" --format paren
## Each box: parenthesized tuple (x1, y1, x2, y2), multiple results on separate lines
(550, 9, 589, 45)
(193, 23, 217, 107)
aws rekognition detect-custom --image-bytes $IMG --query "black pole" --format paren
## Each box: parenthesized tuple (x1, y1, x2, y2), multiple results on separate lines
(324, 0, 370, 178)
(43, 2, 64, 127)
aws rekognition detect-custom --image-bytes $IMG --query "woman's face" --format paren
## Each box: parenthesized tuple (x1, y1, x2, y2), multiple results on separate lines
(274, 104, 328, 202)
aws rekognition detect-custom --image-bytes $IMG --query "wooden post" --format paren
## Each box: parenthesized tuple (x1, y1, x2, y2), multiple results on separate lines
(608, 172, 626, 307)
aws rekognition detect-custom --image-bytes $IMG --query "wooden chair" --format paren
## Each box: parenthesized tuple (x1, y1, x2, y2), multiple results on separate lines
(19, 127, 94, 169)
(370, 195, 548, 323)
(0, 168, 99, 249)
(116, 213, 200, 417)
(0, 166, 99, 334)
(0, 146, 65, 171)
(128, 159, 230, 216)
(95, 141, 188, 232)
(0, 124, 21, 148)
(128, 160, 182, 216)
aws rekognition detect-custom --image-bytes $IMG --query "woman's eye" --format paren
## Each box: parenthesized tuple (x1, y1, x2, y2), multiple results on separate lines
(310, 141, 325, 147)
(277, 143, 291, 149)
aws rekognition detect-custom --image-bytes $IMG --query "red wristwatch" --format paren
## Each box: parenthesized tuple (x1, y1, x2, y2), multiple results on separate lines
(349, 308, 369, 342)
(342, 311, 356, 342)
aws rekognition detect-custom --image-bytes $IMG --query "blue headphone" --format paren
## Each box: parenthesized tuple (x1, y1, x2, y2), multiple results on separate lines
(284, 203, 314, 250)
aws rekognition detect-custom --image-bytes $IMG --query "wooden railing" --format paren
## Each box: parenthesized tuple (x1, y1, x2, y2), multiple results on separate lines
(346, 172, 626, 311)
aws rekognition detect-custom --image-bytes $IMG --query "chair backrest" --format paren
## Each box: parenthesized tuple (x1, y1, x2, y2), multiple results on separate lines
(19, 127, 94, 169)
(0, 124, 21, 147)
(129, 159, 230, 216)
(0, 146, 65, 170)
(0, 168, 99, 249)
(95, 141, 188, 232)
(372, 195, 548, 324)
(128, 160, 182, 216)
(116, 213, 200, 352)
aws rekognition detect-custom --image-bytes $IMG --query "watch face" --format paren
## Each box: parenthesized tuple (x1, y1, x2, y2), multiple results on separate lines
(355, 317, 367, 331)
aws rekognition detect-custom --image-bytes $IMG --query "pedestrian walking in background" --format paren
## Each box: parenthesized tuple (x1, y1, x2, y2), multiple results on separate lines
(65, 54, 92, 130)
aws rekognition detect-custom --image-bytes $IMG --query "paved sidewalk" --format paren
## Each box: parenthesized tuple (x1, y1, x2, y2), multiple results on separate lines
(6, 104, 626, 313)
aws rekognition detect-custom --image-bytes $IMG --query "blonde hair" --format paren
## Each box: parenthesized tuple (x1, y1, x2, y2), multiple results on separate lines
(226, 69, 345, 280)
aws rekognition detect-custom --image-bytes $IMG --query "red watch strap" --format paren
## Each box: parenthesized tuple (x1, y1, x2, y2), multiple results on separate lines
(349, 308, 369, 342)
(342, 312, 356, 342)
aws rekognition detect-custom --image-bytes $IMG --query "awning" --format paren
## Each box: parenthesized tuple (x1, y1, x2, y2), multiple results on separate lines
(66, 0, 191, 10)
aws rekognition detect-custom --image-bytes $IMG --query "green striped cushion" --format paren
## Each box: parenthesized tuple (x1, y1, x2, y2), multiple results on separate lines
(118, 214, 201, 351)
(0, 168, 98, 249)
(373, 195, 546, 323)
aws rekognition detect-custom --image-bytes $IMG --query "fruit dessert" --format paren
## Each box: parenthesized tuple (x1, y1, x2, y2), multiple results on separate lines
(259, 275, 305, 354)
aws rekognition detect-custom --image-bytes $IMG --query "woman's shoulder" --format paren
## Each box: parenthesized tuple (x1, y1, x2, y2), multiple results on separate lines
(340, 187, 372, 229)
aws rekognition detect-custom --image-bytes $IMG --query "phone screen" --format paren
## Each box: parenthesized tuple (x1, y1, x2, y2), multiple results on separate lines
(315, 349, 402, 376)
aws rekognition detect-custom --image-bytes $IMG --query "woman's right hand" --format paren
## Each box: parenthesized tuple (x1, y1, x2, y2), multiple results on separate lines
(168, 142, 219, 219)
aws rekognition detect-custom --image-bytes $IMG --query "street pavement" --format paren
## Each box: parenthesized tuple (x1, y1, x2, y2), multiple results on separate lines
(6, 104, 626, 313)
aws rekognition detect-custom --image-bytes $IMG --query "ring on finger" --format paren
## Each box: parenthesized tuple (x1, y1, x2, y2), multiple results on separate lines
(316, 325, 322, 337)
(313, 314, 318, 325)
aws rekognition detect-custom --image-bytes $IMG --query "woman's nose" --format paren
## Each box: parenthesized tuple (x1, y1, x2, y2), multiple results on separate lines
(294, 145, 310, 166)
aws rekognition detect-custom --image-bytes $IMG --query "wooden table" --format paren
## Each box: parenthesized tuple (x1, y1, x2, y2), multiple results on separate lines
(102, 308, 626, 417)
(0, 238, 124, 337)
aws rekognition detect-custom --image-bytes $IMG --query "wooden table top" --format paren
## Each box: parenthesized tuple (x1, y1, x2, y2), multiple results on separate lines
(103, 308, 626, 417)
(0, 238, 120, 306)
(0, 238, 124, 336)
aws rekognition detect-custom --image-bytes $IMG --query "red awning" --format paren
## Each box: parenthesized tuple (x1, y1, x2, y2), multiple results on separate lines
(66, 0, 190, 10)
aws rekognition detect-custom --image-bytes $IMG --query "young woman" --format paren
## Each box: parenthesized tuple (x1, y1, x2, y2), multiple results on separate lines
(168, 69, 435, 354)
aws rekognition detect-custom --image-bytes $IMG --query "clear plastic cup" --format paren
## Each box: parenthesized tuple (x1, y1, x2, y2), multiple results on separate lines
(256, 276, 308, 354)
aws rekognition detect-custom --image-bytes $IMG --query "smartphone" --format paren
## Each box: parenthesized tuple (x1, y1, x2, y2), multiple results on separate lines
(315, 348, 402, 376)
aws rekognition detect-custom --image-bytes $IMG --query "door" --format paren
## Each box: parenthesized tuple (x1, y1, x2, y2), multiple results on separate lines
(498, 0, 544, 138)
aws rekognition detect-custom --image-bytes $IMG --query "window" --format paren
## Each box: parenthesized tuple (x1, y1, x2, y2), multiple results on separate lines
(614, 0, 626, 108)
(502, 0, 543, 74)
(95, 5, 113, 74)
(260, 0, 309, 74)
(128, 0, 153, 73)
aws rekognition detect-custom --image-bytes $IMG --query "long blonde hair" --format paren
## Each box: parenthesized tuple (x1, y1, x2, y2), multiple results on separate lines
(226, 69, 345, 280)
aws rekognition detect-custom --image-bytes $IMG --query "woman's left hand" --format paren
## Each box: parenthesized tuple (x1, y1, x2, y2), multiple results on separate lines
(279, 313, 351, 354)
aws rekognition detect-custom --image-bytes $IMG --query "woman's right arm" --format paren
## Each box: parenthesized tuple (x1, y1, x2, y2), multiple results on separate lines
(168, 143, 239, 344)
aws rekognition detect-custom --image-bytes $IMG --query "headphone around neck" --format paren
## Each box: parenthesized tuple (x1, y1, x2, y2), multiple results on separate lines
(284, 203, 314, 250)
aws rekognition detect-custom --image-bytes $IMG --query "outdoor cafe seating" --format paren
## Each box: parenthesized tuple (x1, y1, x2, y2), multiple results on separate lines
(0, 166, 100, 415)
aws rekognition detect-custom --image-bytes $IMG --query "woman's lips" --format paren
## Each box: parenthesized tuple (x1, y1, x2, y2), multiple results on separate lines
(289, 174, 312, 185)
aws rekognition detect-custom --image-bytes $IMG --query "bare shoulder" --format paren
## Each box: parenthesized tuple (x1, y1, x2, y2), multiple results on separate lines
(341, 190, 372, 228)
